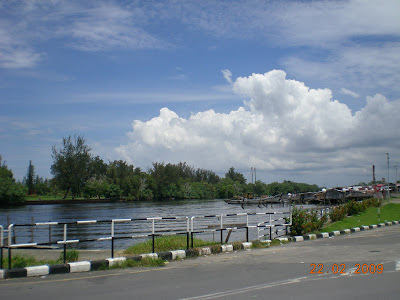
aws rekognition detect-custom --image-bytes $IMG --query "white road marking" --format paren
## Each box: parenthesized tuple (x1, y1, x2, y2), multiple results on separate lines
(341, 267, 358, 276)
(180, 276, 310, 300)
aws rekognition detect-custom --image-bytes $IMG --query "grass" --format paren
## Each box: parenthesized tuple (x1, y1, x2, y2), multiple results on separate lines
(1, 250, 79, 269)
(123, 235, 220, 255)
(320, 203, 400, 233)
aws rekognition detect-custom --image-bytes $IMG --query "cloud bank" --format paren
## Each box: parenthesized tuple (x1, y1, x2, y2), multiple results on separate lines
(117, 70, 400, 185)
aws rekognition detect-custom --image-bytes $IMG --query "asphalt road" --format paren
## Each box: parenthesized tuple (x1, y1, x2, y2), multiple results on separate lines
(1, 225, 399, 299)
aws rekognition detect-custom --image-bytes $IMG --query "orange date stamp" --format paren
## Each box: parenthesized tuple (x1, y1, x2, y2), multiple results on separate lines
(310, 263, 384, 274)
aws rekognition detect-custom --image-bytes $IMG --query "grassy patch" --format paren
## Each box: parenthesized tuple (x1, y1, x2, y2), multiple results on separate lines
(123, 235, 219, 255)
(1, 250, 79, 269)
(320, 203, 400, 232)
(3, 254, 59, 269)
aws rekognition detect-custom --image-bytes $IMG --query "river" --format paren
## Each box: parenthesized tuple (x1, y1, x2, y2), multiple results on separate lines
(0, 199, 314, 250)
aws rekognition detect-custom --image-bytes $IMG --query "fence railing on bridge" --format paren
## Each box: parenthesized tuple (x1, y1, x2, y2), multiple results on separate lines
(1, 210, 292, 269)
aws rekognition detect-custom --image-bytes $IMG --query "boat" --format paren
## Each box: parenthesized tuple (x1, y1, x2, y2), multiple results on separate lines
(225, 194, 283, 205)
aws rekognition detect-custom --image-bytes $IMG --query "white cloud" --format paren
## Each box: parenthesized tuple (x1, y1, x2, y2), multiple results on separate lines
(222, 69, 233, 84)
(66, 3, 164, 51)
(0, 1, 165, 69)
(116, 70, 400, 185)
(340, 88, 359, 99)
(283, 43, 400, 94)
(0, 22, 43, 69)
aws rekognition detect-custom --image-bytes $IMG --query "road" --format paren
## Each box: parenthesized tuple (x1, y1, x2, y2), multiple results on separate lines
(1, 225, 399, 299)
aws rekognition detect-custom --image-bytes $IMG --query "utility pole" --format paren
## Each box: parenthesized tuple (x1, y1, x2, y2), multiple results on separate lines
(394, 164, 398, 195)
(386, 153, 390, 200)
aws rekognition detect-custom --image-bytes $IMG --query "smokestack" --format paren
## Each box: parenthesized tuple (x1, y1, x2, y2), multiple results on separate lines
(373, 165, 376, 183)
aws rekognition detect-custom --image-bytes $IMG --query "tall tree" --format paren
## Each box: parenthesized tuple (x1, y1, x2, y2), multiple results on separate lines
(25, 160, 35, 195)
(225, 167, 246, 185)
(51, 135, 92, 199)
(0, 154, 27, 205)
(107, 160, 139, 198)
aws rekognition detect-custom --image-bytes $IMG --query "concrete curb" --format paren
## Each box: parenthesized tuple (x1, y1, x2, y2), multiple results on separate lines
(0, 242, 251, 279)
(291, 219, 400, 246)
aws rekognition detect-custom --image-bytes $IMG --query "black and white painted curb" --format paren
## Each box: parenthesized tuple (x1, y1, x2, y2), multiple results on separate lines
(288, 220, 400, 242)
(1, 220, 399, 280)
(0, 242, 253, 280)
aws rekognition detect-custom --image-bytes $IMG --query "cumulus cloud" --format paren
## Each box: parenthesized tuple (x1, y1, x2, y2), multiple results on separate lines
(116, 70, 400, 183)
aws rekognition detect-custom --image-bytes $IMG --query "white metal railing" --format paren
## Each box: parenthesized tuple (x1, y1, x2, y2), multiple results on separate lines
(1, 211, 291, 269)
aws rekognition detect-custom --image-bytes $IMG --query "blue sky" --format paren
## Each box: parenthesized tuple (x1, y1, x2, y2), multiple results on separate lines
(1, 0, 400, 187)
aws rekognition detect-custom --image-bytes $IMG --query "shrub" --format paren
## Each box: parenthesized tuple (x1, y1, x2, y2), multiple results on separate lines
(329, 205, 347, 222)
(290, 206, 327, 236)
(365, 198, 380, 208)
(346, 200, 364, 216)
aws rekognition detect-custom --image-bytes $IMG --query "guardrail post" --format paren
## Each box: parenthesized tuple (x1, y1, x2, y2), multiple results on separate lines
(0, 225, 3, 269)
(190, 217, 195, 248)
(152, 234, 155, 253)
(186, 218, 190, 250)
(152, 219, 155, 253)
(48, 224, 52, 245)
(220, 215, 223, 245)
(63, 224, 67, 263)
(246, 214, 249, 242)
(111, 221, 115, 258)
(269, 214, 272, 240)
(8, 224, 13, 269)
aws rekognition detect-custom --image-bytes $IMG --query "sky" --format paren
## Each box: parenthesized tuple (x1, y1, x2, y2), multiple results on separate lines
(1, 0, 400, 188)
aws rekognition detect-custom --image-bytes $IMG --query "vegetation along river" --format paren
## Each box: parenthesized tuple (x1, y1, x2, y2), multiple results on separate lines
(0, 199, 317, 250)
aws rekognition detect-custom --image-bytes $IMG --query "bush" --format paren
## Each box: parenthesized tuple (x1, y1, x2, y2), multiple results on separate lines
(290, 198, 381, 235)
(365, 198, 380, 208)
(345, 200, 365, 216)
(290, 206, 327, 236)
(329, 205, 347, 222)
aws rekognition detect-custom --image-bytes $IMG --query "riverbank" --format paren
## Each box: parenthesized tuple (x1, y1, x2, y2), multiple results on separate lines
(25, 198, 129, 205)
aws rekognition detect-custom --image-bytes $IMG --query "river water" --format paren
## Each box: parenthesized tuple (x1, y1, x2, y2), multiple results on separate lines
(0, 199, 314, 250)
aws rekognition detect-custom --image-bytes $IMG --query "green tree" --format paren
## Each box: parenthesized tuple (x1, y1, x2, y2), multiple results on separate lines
(25, 160, 35, 195)
(83, 177, 109, 199)
(105, 184, 123, 201)
(216, 178, 243, 199)
(51, 135, 92, 199)
(0, 155, 27, 205)
(225, 167, 246, 185)
(107, 160, 139, 198)
(89, 156, 108, 179)
(34, 176, 50, 195)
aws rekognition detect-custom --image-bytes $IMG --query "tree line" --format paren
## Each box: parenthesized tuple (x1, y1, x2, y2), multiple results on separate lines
(0, 135, 321, 205)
